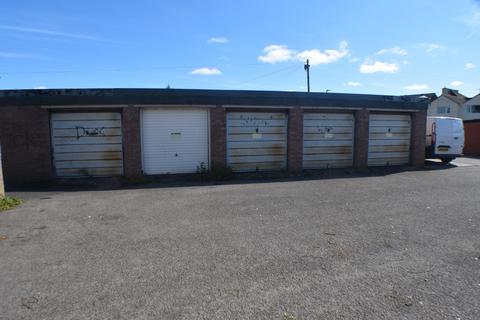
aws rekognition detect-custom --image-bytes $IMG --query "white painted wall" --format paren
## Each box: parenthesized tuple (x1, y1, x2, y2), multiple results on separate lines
(428, 96, 462, 118)
(462, 93, 480, 121)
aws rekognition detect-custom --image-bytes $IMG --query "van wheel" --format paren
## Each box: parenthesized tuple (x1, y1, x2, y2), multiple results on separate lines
(441, 157, 455, 163)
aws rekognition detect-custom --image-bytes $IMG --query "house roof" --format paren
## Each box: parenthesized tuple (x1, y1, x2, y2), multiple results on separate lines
(404, 93, 438, 102)
(0, 88, 428, 110)
(440, 88, 469, 105)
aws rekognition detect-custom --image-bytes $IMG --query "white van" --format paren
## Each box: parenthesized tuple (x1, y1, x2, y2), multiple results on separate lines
(426, 116, 464, 163)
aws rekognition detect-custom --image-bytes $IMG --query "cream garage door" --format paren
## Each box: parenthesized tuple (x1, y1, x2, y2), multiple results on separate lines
(303, 112, 354, 169)
(227, 112, 287, 172)
(141, 108, 209, 174)
(368, 114, 411, 166)
(51, 112, 124, 177)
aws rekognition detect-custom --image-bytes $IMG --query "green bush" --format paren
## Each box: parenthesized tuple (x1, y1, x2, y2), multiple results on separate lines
(0, 197, 22, 211)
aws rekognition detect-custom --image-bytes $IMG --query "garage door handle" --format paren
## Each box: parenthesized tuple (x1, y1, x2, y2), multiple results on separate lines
(175, 153, 178, 157)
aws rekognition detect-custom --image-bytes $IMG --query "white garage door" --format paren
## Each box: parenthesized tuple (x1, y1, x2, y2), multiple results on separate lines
(51, 112, 124, 177)
(368, 114, 411, 166)
(141, 108, 209, 174)
(303, 112, 354, 169)
(227, 112, 287, 172)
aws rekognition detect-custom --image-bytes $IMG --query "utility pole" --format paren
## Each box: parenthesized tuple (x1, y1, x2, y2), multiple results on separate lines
(304, 59, 310, 92)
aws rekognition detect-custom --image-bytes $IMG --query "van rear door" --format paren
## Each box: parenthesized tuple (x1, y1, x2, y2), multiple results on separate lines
(434, 118, 464, 156)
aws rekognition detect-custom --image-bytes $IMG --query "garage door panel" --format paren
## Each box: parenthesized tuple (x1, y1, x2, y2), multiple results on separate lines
(55, 160, 123, 169)
(227, 112, 287, 172)
(368, 133, 411, 140)
(227, 112, 286, 120)
(229, 147, 285, 156)
(52, 128, 122, 137)
(304, 133, 353, 140)
(303, 153, 353, 161)
(55, 167, 123, 177)
(368, 158, 410, 166)
(228, 126, 286, 134)
(304, 146, 353, 155)
(228, 140, 286, 149)
(227, 133, 286, 142)
(304, 119, 354, 127)
(54, 144, 123, 153)
(54, 152, 122, 161)
(53, 136, 122, 145)
(368, 114, 411, 166)
(303, 126, 353, 134)
(369, 120, 410, 127)
(370, 114, 410, 121)
(227, 119, 286, 127)
(302, 112, 354, 169)
(303, 140, 353, 148)
(51, 112, 124, 177)
(304, 113, 353, 120)
(227, 161, 286, 172)
(228, 155, 286, 164)
(142, 108, 209, 174)
(52, 120, 121, 129)
(369, 127, 410, 134)
(368, 145, 409, 153)
(52, 112, 121, 121)
(304, 159, 354, 169)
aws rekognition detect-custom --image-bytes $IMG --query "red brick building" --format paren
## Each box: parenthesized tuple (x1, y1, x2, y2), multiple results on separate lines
(0, 88, 428, 186)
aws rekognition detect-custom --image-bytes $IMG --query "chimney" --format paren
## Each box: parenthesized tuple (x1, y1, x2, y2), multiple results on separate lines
(442, 87, 458, 96)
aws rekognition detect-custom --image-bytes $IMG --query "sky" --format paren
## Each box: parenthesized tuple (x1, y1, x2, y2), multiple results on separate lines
(0, 0, 479, 97)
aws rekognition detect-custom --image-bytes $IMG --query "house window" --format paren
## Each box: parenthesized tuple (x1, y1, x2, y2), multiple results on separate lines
(472, 105, 480, 113)
(437, 106, 450, 114)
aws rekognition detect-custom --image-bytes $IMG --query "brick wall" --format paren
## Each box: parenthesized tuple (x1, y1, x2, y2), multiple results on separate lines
(287, 107, 303, 173)
(210, 106, 226, 169)
(410, 110, 427, 167)
(0, 106, 53, 186)
(122, 106, 142, 178)
(0, 104, 428, 185)
(353, 109, 369, 170)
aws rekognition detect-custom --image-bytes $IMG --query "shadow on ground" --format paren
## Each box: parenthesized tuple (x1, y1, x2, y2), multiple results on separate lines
(6, 158, 466, 195)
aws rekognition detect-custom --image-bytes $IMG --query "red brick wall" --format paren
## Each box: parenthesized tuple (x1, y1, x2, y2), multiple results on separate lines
(464, 121, 480, 156)
(287, 107, 303, 173)
(0, 106, 53, 186)
(210, 106, 227, 169)
(353, 109, 369, 170)
(410, 110, 427, 167)
(122, 106, 142, 178)
(0, 104, 429, 185)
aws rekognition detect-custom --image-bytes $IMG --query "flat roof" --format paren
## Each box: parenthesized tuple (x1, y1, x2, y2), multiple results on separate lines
(0, 88, 428, 110)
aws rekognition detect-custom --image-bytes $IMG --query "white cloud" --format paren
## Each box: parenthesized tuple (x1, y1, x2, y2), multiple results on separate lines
(33, 86, 47, 89)
(349, 57, 360, 63)
(0, 24, 103, 41)
(0, 51, 45, 59)
(296, 41, 349, 66)
(190, 67, 222, 75)
(375, 47, 408, 56)
(346, 81, 361, 87)
(258, 41, 349, 65)
(207, 37, 228, 44)
(258, 45, 295, 63)
(359, 61, 400, 74)
(465, 62, 476, 70)
(420, 43, 445, 53)
(405, 84, 429, 91)
(450, 80, 464, 87)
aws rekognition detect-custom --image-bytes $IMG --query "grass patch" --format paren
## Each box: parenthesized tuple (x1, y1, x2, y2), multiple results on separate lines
(0, 196, 22, 211)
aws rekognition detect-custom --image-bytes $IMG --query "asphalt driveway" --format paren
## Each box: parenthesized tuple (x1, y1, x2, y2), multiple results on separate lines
(1, 159, 480, 319)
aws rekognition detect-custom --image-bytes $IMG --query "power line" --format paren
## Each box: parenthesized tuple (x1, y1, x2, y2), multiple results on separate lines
(228, 65, 299, 88)
(0, 63, 264, 75)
